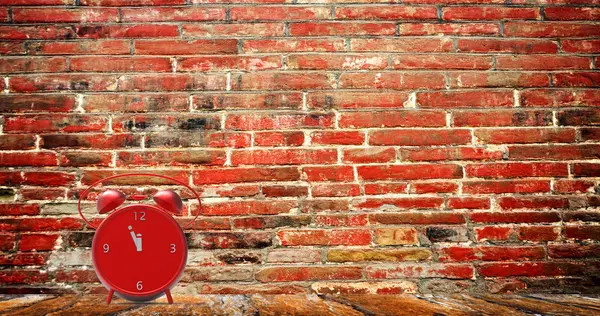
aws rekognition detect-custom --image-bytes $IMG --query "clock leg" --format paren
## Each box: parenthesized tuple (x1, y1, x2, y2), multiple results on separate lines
(106, 289, 114, 304)
(165, 289, 173, 304)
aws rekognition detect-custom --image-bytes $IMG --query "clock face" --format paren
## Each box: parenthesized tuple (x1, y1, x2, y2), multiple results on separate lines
(92, 204, 187, 300)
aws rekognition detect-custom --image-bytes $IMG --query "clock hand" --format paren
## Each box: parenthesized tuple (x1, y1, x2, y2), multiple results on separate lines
(128, 225, 143, 252)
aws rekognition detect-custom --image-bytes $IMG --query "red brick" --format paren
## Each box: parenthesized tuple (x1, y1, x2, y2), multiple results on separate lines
(287, 54, 387, 70)
(0, 204, 39, 216)
(121, 7, 226, 22)
(254, 131, 304, 147)
(521, 89, 600, 107)
(562, 39, 600, 53)
(307, 91, 408, 109)
(336, 6, 437, 20)
(28, 40, 129, 55)
(41, 134, 140, 149)
(343, 148, 396, 163)
(370, 129, 471, 146)
(411, 182, 458, 194)
(508, 144, 600, 160)
(55, 270, 99, 283)
(417, 90, 513, 108)
(314, 214, 368, 227)
(554, 180, 595, 193)
(478, 262, 584, 277)
(278, 229, 371, 246)
(227, 113, 334, 130)
(339, 72, 445, 90)
(201, 200, 296, 216)
(76, 24, 179, 38)
(256, 266, 362, 282)
(353, 197, 444, 210)
(4, 115, 106, 133)
(180, 56, 281, 72)
(0, 57, 67, 73)
(453, 110, 553, 127)
(0, 253, 47, 266)
(505, 22, 600, 37)
(372, 212, 464, 225)
(399, 147, 503, 162)
(311, 131, 364, 145)
(0, 135, 36, 150)
(498, 196, 571, 210)
(470, 211, 560, 224)
(367, 264, 474, 279)
(22, 172, 75, 187)
(450, 72, 550, 88)
(232, 215, 308, 230)
(475, 128, 575, 144)
(496, 56, 591, 70)
(244, 39, 345, 53)
(0, 42, 26, 55)
(0, 153, 57, 167)
(18, 217, 83, 231)
(19, 234, 59, 251)
(85, 94, 189, 112)
(119, 74, 227, 92)
(235, 72, 334, 90)
(0, 26, 74, 40)
(70, 57, 172, 72)
(553, 72, 600, 87)
(447, 197, 490, 209)
(358, 164, 463, 181)
(13, 8, 118, 23)
(59, 152, 113, 167)
(289, 22, 396, 36)
(82, 170, 188, 185)
(80, 0, 183, 4)
(20, 188, 66, 201)
(463, 180, 550, 194)
(352, 38, 453, 52)
(231, 6, 330, 21)
(517, 226, 560, 241)
(475, 226, 514, 241)
(183, 23, 284, 37)
(465, 162, 568, 178)
(118, 150, 226, 166)
(0, 234, 15, 251)
(557, 109, 600, 126)
(438, 246, 545, 262)
(393, 54, 492, 70)
(0, 95, 76, 113)
(301, 199, 350, 212)
(0, 270, 48, 284)
(262, 185, 308, 198)
(458, 39, 556, 54)
(544, 7, 600, 20)
(340, 111, 446, 128)
(549, 244, 600, 259)
(231, 149, 337, 165)
(364, 183, 408, 195)
(134, 40, 237, 55)
(193, 167, 299, 185)
(312, 184, 361, 197)
(399, 22, 500, 36)
(443, 7, 539, 20)
(10, 75, 118, 93)
(566, 225, 600, 241)
(196, 93, 302, 110)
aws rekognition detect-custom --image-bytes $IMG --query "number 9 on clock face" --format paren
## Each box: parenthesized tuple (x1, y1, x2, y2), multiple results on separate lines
(92, 204, 187, 301)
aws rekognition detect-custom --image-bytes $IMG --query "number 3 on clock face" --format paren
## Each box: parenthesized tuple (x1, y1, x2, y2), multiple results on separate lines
(92, 204, 187, 301)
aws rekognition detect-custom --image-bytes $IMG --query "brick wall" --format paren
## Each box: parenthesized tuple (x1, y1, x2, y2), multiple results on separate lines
(0, 0, 599, 295)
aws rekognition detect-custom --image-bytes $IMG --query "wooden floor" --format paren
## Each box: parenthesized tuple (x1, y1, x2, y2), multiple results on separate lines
(1, 294, 600, 315)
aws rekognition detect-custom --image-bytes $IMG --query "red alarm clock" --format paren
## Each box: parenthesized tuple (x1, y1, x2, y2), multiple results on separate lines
(77, 173, 201, 304)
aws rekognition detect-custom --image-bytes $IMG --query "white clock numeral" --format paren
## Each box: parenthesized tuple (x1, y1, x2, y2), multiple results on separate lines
(103, 244, 109, 253)
(134, 211, 146, 221)
(137, 281, 143, 291)
(170, 244, 176, 253)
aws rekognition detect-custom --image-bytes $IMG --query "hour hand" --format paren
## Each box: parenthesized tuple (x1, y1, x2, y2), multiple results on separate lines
(128, 225, 142, 252)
